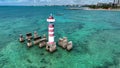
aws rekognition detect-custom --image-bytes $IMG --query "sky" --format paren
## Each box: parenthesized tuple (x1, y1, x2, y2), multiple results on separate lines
(0, 0, 113, 6)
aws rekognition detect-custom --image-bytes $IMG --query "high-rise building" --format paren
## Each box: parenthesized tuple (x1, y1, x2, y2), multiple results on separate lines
(114, 0, 117, 4)
(117, 0, 120, 6)
(114, 0, 115, 3)
(113, 0, 120, 6)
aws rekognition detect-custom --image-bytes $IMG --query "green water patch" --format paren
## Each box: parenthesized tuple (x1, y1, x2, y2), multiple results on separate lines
(86, 30, 120, 68)
(0, 54, 9, 68)
(55, 22, 84, 35)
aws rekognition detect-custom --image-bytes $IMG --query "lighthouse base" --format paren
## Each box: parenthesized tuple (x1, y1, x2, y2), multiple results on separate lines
(46, 42, 56, 52)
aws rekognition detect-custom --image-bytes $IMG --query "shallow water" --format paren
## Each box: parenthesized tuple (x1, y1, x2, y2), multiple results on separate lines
(0, 6, 120, 68)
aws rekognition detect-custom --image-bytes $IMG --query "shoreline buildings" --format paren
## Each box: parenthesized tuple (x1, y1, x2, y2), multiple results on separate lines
(114, 0, 120, 6)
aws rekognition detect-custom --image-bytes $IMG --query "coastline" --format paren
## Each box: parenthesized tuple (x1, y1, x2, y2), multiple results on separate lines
(83, 8, 120, 11)
(66, 7, 120, 11)
(65, 8, 83, 10)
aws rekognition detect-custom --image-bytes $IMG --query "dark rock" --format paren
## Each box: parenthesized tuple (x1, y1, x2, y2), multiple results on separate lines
(0, 54, 4, 57)
(95, 66, 103, 68)
(41, 58, 45, 61)
(113, 58, 119, 66)
(104, 61, 114, 67)
(56, 53, 62, 58)
(40, 53, 44, 56)
(0, 57, 9, 68)
(114, 52, 120, 57)
(72, 41, 90, 55)
(84, 40, 88, 43)
(27, 65, 37, 68)
(40, 58, 49, 64)
(27, 59, 32, 63)
(101, 39, 106, 43)
(13, 30, 17, 34)
(73, 48, 81, 53)
(78, 24, 84, 29)
(8, 34, 12, 37)
(33, 20, 39, 24)
(49, 62, 52, 65)
(95, 61, 116, 68)
(61, 61, 64, 63)
(40, 66, 46, 68)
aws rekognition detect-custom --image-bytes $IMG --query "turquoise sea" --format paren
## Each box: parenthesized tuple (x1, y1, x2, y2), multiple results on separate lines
(0, 6, 120, 68)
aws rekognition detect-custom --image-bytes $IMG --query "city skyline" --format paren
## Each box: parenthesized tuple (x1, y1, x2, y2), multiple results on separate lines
(0, 0, 113, 6)
(114, 0, 120, 4)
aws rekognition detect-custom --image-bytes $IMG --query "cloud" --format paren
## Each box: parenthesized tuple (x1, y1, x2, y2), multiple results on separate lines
(0, 0, 113, 5)
(0, 0, 33, 3)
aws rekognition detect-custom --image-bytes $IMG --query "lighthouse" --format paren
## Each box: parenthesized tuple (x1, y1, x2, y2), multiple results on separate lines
(47, 14, 55, 44)
(46, 14, 56, 52)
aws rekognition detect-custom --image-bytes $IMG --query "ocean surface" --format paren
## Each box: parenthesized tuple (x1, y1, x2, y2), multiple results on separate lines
(0, 6, 120, 68)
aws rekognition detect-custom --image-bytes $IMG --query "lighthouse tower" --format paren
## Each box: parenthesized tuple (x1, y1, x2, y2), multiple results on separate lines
(46, 14, 56, 52)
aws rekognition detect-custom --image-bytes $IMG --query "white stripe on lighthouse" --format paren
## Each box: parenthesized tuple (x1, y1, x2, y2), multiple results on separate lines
(49, 28, 54, 30)
(49, 37, 54, 42)
(47, 19, 55, 22)
(49, 32, 54, 34)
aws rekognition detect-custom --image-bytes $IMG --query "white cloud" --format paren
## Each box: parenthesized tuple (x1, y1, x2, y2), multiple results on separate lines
(0, 0, 113, 5)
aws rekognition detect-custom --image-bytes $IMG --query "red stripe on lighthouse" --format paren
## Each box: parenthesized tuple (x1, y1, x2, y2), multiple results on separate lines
(49, 24, 54, 28)
(49, 34, 54, 37)
(49, 29, 54, 32)
(49, 42, 54, 44)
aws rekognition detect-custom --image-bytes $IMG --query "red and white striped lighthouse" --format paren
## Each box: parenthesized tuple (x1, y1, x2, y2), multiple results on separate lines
(47, 14, 55, 45)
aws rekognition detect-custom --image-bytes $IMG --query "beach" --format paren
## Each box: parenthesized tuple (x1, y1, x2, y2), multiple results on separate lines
(83, 7, 120, 11)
